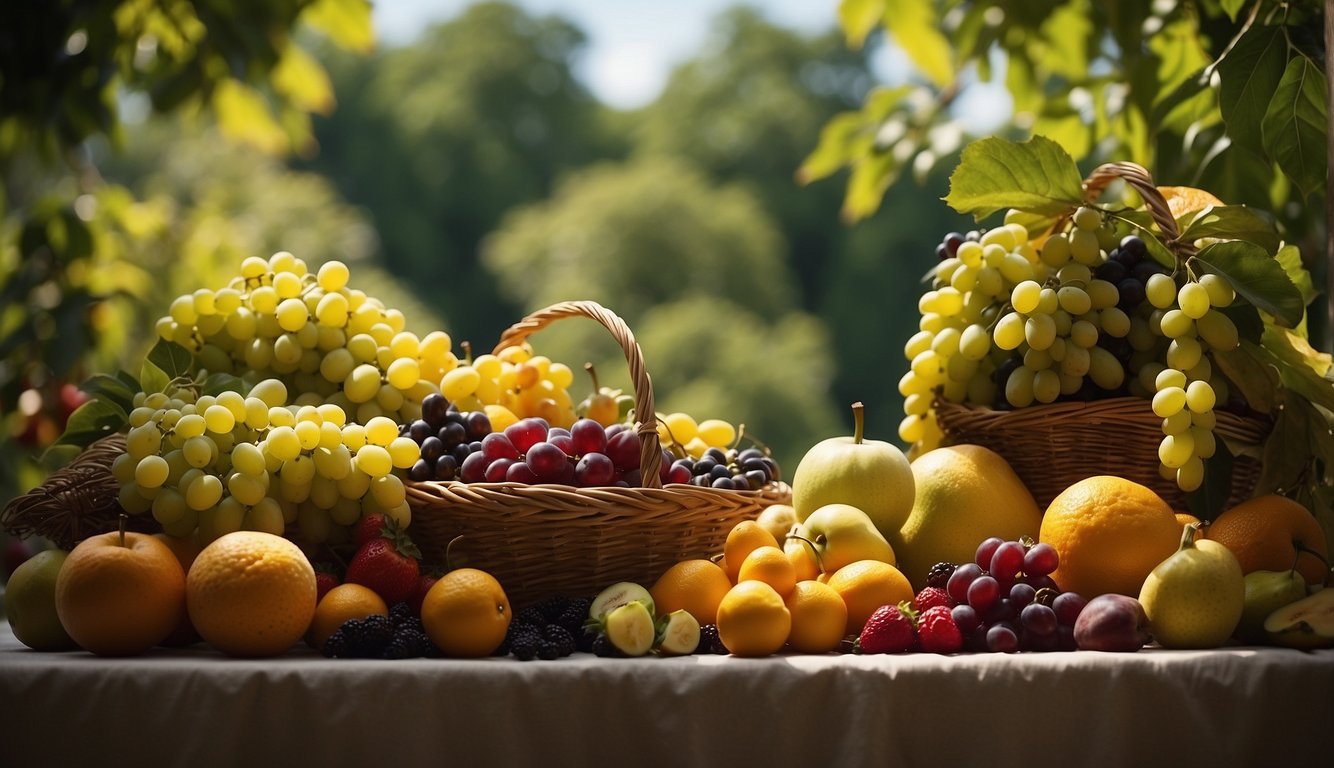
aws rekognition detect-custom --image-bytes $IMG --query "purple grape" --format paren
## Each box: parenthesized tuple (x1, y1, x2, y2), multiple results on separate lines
(666, 460, 692, 485)
(983, 597, 1015, 624)
(438, 421, 467, 447)
(434, 455, 458, 481)
(1116, 277, 1146, 309)
(951, 604, 981, 635)
(483, 458, 515, 482)
(570, 418, 607, 456)
(459, 451, 489, 483)
(1023, 542, 1060, 577)
(408, 458, 433, 482)
(1020, 603, 1058, 636)
(986, 623, 1020, 653)
(505, 461, 538, 483)
(481, 433, 519, 461)
(1052, 591, 1088, 627)
(1008, 582, 1037, 610)
(1026, 575, 1059, 594)
(605, 430, 641, 471)
(966, 575, 1000, 613)
(504, 418, 548, 454)
(464, 411, 492, 441)
(621, 468, 643, 487)
(975, 537, 1004, 569)
(420, 436, 444, 463)
(421, 393, 448, 428)
(989, 541, 1026, 581)
(575, 452, 617, 486)
(1056, 624, 1078, 651)
(946, 563, 983, 604)
(1021, 629, 1060, 652)
(408, 420, 433, 443)
(525, 442, 570, 482)
(548, 435, 575, 455)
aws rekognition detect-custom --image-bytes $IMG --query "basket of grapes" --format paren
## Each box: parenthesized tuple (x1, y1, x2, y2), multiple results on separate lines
(900, 144, 1309, 515)
(404, 300, 791, 607)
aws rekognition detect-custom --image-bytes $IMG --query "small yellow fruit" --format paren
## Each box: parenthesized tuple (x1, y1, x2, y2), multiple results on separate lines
(716, 580, 791, 657)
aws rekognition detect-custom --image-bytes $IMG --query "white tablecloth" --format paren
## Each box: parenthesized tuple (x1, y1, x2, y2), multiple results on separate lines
(2, 622, 1330, 767)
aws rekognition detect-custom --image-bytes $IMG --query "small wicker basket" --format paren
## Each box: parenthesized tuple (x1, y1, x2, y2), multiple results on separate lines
(405, 301, 791, 607)
(932, 162, 1271, 511)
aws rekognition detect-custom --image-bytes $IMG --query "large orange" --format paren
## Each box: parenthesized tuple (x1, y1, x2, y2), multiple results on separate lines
(1205, 495, 1330, 587)
(55, 530, 186, 656)
(822, 559, 913, 636)
(737, 546, 797, 597)
(420, 568, 511, 657)
(715, 580, 791, 657)
(784, 580, 848, 653)
(1039, 476, 1180, 598)
(187, 531, 317, 657)
(307, 583, 388, 652)
(649, 559, 732, 625)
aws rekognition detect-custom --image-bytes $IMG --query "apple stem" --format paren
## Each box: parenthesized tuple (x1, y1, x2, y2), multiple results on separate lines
(117, 513, 128, 548)
(851, 401, 865, 445)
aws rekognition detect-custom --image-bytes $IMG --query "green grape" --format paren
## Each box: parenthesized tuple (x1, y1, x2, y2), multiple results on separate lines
(135, 455, 170, 489)
(1050, 310, 1072, 337)
(1159, 310, 1194, 339)
(1127, 317, 1157, 351)
(1192, 409, 1216, 429)
(341, 423, 367, 451)
(898, 415, 926, 443)
(1032, 368, 1060, 403)
(1152, 387, 1187, 418)
(286, 420, 316, 452)
(185, 473, 224, 511)
(282, 454, 317, 487)
(1069, 229, 1102, 266)
(273, 333, 303, 366)
(1069, 320, 1099, 349)
(1087, 280, 1119, 310)
(244, 338, 274, 371)
(112, 452, 137, 484)
(309, 475, 340, 509)
(931, 327, 961, 356)
(205, 497, 247, 542)
(242, 397, 270, 430)
(910, 350, 945, 384)
(126, 423, 163, 460)
(1176, 457, 1204, 492)
(1023, 348, 1052, 370)
(316, 293, 350, 330)
(1161, 409, 1192, 435)
(1011, 281, 1042, 314)
(1158, 433, 1195, 469)
(998, 252, 1034, 283)
(1186, 380, 1217, 413)
(899, 372, 927, 397)
(1057, 286, 1092, 316)
(1099, 307, 1131, 337)
(1004, 366, 1036, 408)
(275, 297, 308, 333)
(317, 260, 350, 292)
(202, 404, 236, 435)
(993, 313, 1026, 351)
(272, 271, 303, 300)
(1177, 282, 1211, 319)
(1024, 313, 1057, 351)
(344, 364, 382, 403)
(355, 445, 393, 478)
(317, 403, 347, 426)
(946, 353, 977, 382)
(164, 450, 190, 485)
(1072, 206, 1102, 230)
(244, 501, 287, 536)
(1199, 274, 1235, 307)
(1060, 346, 1090, 377)
(228, 471, 269, 506)
(1166, 337, 1202, 370)
(386, 357, 420, 391)
(318, 422, 344, 450)
(903, 393, 931, 416)
(371, 474, 406, 509)
(1039, 233, 1071, 268)
(151, 487, 189, 526)
(1196, 310, 1239, 351)
(336, 467, 372, 500)
(250, 286, 279, 314)
(1192, 425, 1217, 458)
(265, 426, 302, 462)
(950, 265, 978, 292)
(313, 445, 353, 480)
(975, 267, 1003, 297)
(296, 503, 333, 543)
(1145, 274, 1177, 310)
(174, 414, 206, 439)
(1056, 263, 1091, 286)
(248, 378, 288, 408)
(388, 436, 421, 469)
(169, 295, 198, 325)
(904, 330, 933, 359)
(959, 324, 991, 360)
(183, 436, 217, 469)
(268, 406, 297, 428)
(1087, 347, 1124, 390)
(1155, 368, 1188, 390)
(240, 255, 269, 278)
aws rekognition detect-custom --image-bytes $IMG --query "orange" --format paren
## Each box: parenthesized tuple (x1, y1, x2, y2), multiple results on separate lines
(155, 533, 203, 647)
(716, 580, 791, 657)
(722, 521, 779, 583)
(1205, 495, 1330, 587)
(822, 559, 914, 635)
(420, 568, 511, 657)
(1175, 513, 1203, 542)
(785, 537, 820, 582)
(1039, 476, 1180, 598)
(187, 531, 317, 657)
(307, 583, 388, 651)
(784, 580, 848, 654)
(649, 559, 732, 625)
(736, 546, 797, 597)
(55, 530, 187, 656)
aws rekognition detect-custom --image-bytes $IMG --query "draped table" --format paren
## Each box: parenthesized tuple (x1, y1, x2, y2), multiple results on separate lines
(1, 621, 1330, 767)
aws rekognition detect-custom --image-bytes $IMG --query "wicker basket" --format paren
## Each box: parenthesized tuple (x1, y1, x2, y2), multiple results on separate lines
(405, 301, 791, 607)
(932, 162, 1271, 511)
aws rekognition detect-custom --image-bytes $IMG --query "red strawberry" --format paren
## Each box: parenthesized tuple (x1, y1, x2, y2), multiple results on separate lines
(917, 605, 963, 654)
(914, 586, 954, 614)
(854, 603, 917, 654)
(314, 570, 340, 604)
(354, 513, 388, 549)
(345, 520, 421, 605)
(409, 571, 442, 617)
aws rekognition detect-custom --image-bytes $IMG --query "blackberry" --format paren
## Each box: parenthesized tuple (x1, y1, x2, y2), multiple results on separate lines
(534, 595, 570, 623)
(926, 562, 957, 590)
(322, 628, 349, 658)
(590, 632, 621, 658)
(383, 628, 435, 659)
(513, 606, 546, 628)
(575, 624, 599, 653)
(556, 597, 594, 636)
(697, 624, 727, 655)
(543, 625, 576, 659)
(389, 602, 415, 627)
(508, 624, 545, 661)
(341, 614, 394, 658)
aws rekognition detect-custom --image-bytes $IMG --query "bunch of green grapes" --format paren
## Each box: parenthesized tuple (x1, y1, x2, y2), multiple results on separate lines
(110, 377, 421, 547)
(653, 411, 739, 459)
(154, 251, 454, 428)
(437, 342, 578, 431)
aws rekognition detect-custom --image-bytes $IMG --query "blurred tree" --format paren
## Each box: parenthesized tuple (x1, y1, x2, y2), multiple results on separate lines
(305, 1, 625, 346)
(0, 0, 375, 501)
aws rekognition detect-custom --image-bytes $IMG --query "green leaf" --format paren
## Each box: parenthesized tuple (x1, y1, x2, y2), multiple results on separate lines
(202, 372, 247, 397)
(1220, 0, 1246, 21)
(1254, 392, 1310, 496)
(838, 0, 886, 49)
(81, 373, 137, 415)
(796, 112, 871, 186)
(1005, 209, 1061, 241)
(883, 0, 953, 88)
(1149, 67, 1210, 128)
(140, 360, 168, 396)
(1260, 55, 1328, 198)
(1275, 244, 1316, 306)
(842, 149, 901, 223)
(302, 0, 376, 54)
(1261, 326, 1334, 411)
(148, 339, 195, 381)
(213, 79, 289, 155)
(272, 44, 335, 116)
(1220, 302, 1265, 345)
(55, 398, 126, 447)
(1179, 205, 1280, 253)
(1192, 241, 1304, 328)
(1217, 26, 1286, 152)
(1187, 439, 1234, 522)
(943, 136, 1084, 220)
(1213, 341, 1280, 414)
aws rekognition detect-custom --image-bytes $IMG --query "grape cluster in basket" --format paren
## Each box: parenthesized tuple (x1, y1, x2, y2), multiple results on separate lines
(403, 393, 491, 482)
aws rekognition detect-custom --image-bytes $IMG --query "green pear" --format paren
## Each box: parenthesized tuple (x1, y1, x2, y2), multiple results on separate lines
(791, 402, 914, 542)
(1264, 588, 1334, 649)
(1139, 523, 1245, 649)
(4, 548, 78, 651)
(796, 503, 896, 575)
(1235, 568, 1307, 645)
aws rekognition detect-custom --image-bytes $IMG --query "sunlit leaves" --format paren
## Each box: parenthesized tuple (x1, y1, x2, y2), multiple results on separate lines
(303, 0, 376, 55)
(943, 136, 1084, 219)
(1191, 241, 1304, 328)
(1218, 26, 1289, 152)
(1260, 56, 1328, 198)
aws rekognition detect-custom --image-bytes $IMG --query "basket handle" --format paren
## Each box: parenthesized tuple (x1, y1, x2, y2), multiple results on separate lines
(1081, 161, 1198, 261)
(492, 301, 663, 487)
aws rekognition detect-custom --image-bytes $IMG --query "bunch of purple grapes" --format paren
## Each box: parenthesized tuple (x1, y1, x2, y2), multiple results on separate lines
(941, 537, 1088, 653)
(458, 417, 672, 487)
(666, 447, 781, 490)
(403, 393, 491, 482)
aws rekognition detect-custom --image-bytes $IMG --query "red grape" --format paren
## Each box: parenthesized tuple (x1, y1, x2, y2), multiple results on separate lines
(975, 537, 1004, 569)
(946, 563, 983, 603)
(606, 430, 640, 471)
(548, 434, 575, 455)
(575, 452, 617, 486)
(966, 575, 1000, 613)
(505, 461, 538, 483)
(986, 623, 1019, 653)
(989, 540, 1026, 581)
(483, 458, 515, 482)
(1023, 542, 1060, 577)
(1052, 591, 1088, 626)
(666, 461, 692, 484)
(460, 451, 489, 482)
(570, 418, 607, 456)
(951, 604, 981, 635)
(481, 433, 519, 461)
(1008, 582, 1037, 610)
(504, 418, 548, 454)
(1020, 603, 1058, 636)
(526, 442, 570, 482)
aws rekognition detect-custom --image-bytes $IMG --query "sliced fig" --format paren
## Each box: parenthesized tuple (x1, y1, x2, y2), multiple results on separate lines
(655, 609, 701, 656)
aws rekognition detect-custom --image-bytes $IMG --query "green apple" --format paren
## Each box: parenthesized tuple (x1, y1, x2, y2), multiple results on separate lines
(791, 402, 914, 542)
(1235, 568, 1307, 644)
(4, 548, 78, 651)
(1264, 588, 1334, 649)
(796, 503, 896, 575)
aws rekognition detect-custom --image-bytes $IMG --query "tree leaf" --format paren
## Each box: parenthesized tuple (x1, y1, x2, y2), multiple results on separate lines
(1275, 244, 1316, 306)
(1220, 0, 1246, 21)
(838, 0, 886, 50)
(943, 136, 1084, 219)
(54, 398, 126, 447)
(1220, 302, 1264, 345)
(213, 79, 289, 155)
(80, 373, 137, 415)
(1217, 25, 1286, 152)
(139, 360, 168, 396)
(841, 149, 900, 223)
(1187, 438, 1234, 522)
(1253, 392, 1310, 496)
(301, 0, 376, 55)
(1179, 205, 1280, 253)
(1192, 241, 1304, 328)
(797, 112, 871, 185)
(148, 339, 195, 381)
(272, 44, 335, 116)
(1212, 341, 1280, 414)
(883, 0, 953, 88)
(1260, 55, 1328, 198)
(202, 372, 247, 397)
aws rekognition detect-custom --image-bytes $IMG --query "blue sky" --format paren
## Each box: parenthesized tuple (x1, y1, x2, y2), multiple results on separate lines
(372, 1, 855, 108)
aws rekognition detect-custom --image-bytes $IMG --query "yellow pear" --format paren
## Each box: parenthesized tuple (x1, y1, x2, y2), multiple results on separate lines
(1139, 524, 1245, 649)
(796, 503, 896, 575)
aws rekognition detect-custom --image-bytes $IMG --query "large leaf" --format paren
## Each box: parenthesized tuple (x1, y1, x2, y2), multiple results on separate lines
(1217, 26, 1287, 152)
(1262, 326, 1334, 412)
(202, 372, 247, 397)
(1260, 55, 1328, 198)
(55, 398, 126, 447)
(213, 79, 289, 155)
(1220, 0, 1246, 21)
(1275, 244, 1317, 306)
(1179, 206, 1280, 253)
(944, 136, 1084, 219)
(301, 0, 375, 54)
(1253, 392, 1311, 496)
(80, 373, 137, 415)
(272, 44, 335, 116)
(1191, 241, 1304, 328)
(1213, 342, 1279, 414)
(148, 339, 195, 381)
(842, 149, 901, 223)
(883, 0, 953, 88)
